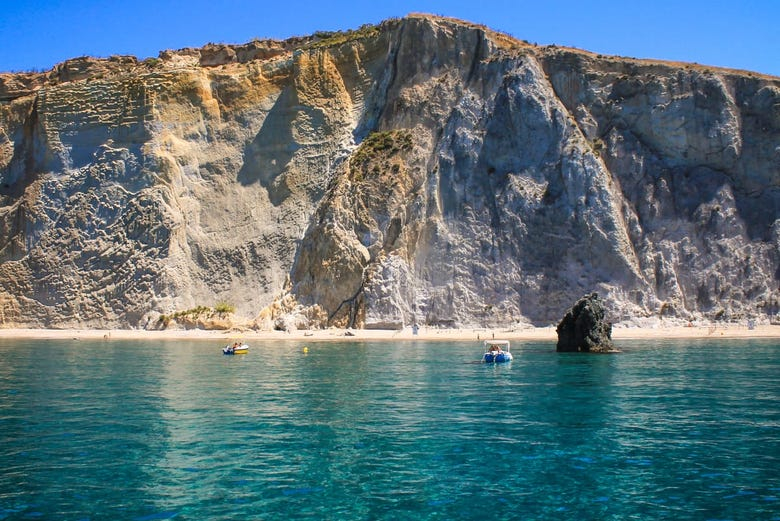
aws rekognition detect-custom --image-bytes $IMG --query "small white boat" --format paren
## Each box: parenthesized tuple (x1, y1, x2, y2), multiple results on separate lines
(482, 340, 512, 363)
(223, 342, 249, 355)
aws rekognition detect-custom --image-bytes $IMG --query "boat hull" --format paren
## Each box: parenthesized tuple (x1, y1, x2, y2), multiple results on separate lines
(483, 352, 512, 363)
(223, 346, 249, 355)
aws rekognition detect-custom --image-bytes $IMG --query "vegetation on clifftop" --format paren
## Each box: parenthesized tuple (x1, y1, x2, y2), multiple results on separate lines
(305, 23, 382, 50)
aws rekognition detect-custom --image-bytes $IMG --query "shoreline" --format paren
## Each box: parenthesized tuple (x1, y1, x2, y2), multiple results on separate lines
(0, 324, 779, 342)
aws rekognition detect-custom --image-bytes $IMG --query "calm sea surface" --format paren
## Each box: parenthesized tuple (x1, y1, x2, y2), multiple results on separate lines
(0, 337, 778, 520)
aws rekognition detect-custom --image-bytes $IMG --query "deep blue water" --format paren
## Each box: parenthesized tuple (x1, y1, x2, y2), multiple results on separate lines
(0, 337, 778, 520)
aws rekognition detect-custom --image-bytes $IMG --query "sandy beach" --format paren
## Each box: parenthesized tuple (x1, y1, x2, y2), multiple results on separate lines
(1, 323, 779, 342)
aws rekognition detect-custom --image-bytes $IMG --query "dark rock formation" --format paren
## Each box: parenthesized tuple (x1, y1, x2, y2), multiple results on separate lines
(556, 293, 617, 352)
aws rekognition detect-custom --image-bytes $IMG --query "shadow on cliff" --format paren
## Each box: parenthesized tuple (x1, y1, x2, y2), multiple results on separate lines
(237, 86, 299, 205)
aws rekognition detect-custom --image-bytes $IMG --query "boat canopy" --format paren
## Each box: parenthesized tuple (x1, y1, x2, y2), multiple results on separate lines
(483, 340, 511, 350)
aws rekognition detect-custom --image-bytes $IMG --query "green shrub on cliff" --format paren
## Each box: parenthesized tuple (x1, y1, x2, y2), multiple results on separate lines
(349, 130, 413, 182)
(352, 130, 412, 164)
(158, 302, 235, 326)
(214, 301, 236, 315)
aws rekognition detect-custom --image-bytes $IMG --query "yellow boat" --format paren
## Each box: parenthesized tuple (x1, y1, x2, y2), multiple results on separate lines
(223, 342, 249, 355)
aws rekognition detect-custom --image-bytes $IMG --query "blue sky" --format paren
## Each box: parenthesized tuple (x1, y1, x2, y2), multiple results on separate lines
(1, 0, 777, 77)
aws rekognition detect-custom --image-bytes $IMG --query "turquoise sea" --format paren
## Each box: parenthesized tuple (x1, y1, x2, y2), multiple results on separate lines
(0, 337, 778, 520)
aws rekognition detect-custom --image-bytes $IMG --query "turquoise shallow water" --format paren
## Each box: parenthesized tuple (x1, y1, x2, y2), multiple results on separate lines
(0, 337, 778, 520)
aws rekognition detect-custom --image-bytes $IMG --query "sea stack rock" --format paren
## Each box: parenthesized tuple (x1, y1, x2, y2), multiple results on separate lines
(556, 293, 617, 353)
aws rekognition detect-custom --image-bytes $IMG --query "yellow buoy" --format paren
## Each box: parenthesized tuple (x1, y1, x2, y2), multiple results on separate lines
(303, 346, 309, 353)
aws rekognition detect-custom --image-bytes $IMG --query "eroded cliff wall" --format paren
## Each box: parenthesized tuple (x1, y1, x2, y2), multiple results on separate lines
(0, 15, 777, 328)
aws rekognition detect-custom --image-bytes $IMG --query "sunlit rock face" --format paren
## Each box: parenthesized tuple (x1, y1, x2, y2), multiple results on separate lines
(0, 15, 778, 329)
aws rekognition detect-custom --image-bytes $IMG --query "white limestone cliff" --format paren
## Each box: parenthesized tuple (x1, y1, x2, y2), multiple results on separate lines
(0, 15, 777, 329)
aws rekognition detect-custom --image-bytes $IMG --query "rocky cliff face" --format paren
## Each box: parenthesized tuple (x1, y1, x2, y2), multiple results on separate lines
(0, 15, 778, 329)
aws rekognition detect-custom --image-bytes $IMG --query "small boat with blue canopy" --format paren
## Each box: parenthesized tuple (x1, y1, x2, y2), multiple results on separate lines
(482, 340, 512, 363)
